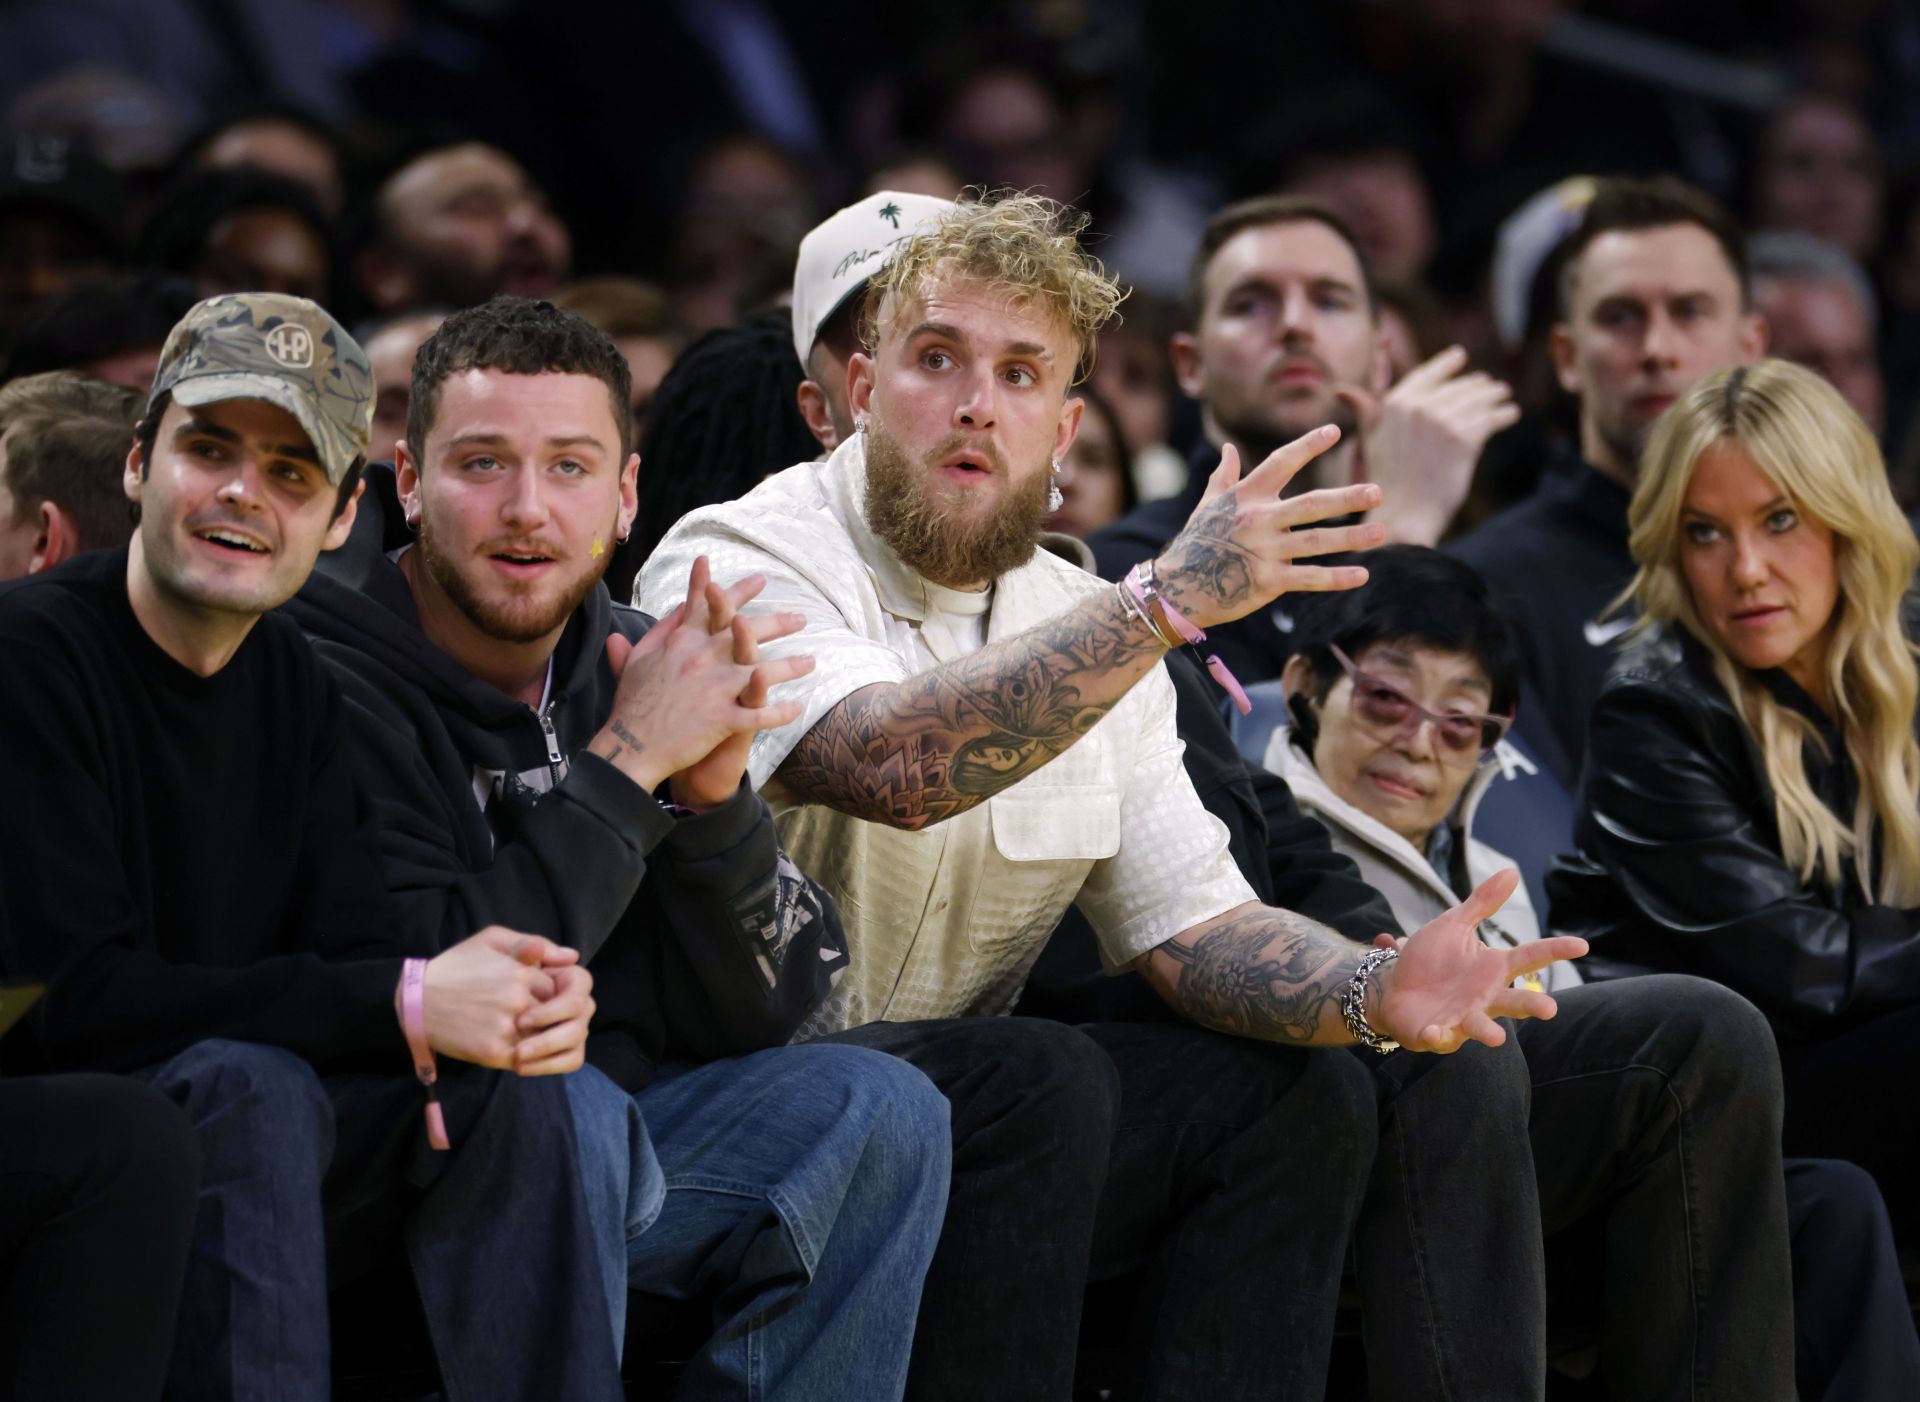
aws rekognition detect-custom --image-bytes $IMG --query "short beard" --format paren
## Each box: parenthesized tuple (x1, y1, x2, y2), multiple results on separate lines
(863, 422, 1050, 589)
(1214, 384, 1360, 489)
(415, 512, 606, 644)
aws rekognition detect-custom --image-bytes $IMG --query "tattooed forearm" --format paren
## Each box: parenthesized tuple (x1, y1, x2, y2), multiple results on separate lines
(1143, 906, 1363, 1045)
(776, 586, 1167, 828)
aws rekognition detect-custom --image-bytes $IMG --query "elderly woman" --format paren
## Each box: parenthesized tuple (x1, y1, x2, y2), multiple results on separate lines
(1280, 544, 1917, 1402)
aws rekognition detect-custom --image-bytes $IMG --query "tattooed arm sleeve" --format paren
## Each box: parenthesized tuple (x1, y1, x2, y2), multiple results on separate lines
(775, 586, 1170, 830)
(1135, 902, 1371, 1046)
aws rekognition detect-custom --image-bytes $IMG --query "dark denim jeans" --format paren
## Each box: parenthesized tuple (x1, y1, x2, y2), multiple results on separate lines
(1355, 974, 1796, 1402)
(567, 1043, 951, 1401)
(827, 1016, 1377, 1402)
(137, 1038, 622, 1402)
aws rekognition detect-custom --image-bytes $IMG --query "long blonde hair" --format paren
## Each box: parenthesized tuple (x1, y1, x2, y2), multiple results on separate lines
(1627, 358, 1920, 903)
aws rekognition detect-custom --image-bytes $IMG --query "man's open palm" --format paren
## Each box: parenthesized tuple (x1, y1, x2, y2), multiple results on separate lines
(1373, 869, 1588, 1052)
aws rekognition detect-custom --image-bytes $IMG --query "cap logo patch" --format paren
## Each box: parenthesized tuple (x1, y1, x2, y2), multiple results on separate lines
(263, 323, 314, 368)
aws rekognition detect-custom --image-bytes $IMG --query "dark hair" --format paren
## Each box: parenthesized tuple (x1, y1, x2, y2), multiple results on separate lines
(407, 296, 634, 461)
(0, 373, 140, 551)
(2, 272, 199, 383)
(131, 388, 364, 523)
(1284, 546, 1520, 748)
(1186, 195, 1378, 327)
(1555, 175, 1750, 320)
(623, 306, 818, 576)
(136, 168, 339, 299)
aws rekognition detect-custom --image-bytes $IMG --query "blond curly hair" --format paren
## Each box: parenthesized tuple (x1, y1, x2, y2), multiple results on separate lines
(861, 191, 1125, 381)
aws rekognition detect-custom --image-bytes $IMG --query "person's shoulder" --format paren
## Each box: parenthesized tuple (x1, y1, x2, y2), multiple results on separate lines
(0, 548, 125, 651)
(1589, 626, 1737, 754)
(1445, 491, 1567, 571)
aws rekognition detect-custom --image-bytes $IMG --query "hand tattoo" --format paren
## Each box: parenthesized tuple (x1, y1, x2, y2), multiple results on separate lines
(777, 588, 1165, 829)
(1157, 493, 1258, 620)
(592, 718, 648, 769)
(1148, 908, 1356, 1044)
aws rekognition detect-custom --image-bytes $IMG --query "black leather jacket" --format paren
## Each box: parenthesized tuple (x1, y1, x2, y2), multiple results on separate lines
(1547, 623, 1920, 1043)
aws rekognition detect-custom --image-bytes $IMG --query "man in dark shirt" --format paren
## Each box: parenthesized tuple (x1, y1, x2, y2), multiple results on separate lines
(1091, 194, 1516, 684)
(0, 293, 624, 1401)
(1446, 177, 1765, 785)
(289, 296, 949, 1397)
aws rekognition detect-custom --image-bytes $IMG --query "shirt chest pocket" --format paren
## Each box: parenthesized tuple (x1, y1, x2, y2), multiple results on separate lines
(969, 783, 1123, 952)
(987, 784, 1123, 862)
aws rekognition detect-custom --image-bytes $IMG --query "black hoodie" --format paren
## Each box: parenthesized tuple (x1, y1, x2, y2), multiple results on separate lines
(285, 468, 848, 1091)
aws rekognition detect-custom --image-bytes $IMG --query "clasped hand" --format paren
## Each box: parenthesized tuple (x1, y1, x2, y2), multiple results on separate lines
(594, 555, 815, 806)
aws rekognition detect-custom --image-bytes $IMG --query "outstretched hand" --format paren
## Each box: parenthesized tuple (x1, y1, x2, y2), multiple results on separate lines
(1155, 427, 1387, 630)
(1370, 869, 1588, 1053)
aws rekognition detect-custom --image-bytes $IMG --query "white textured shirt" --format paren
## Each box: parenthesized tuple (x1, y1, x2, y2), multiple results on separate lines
(636, 436, 1254, 1037)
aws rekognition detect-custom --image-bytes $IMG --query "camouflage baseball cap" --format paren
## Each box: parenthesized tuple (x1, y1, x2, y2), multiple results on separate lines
(148, 293, 374, 486)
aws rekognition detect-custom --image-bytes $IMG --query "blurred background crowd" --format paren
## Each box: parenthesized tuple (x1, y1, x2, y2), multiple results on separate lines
(2, 0, 1919, 538)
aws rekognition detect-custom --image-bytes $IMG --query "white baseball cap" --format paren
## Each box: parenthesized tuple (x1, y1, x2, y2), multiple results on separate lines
(1491, 175, 1598, 351)
(790, 190, 957, 369)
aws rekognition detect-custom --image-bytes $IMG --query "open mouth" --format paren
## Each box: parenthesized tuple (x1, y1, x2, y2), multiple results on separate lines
(488, 547, 558, 576)
(194, 528, 270, 556)
(940, 452, 994, 483)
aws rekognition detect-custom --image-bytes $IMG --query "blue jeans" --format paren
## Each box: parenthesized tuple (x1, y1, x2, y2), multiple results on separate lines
(567, 1043, 950, 1401)
(138, 1038, 623, 1402)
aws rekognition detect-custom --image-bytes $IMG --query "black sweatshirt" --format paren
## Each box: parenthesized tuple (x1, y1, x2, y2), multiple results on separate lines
(0, 547, 410, 1075)
(285, 470, 849, 1091)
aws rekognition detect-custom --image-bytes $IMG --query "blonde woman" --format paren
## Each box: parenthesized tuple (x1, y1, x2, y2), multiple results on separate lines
(1552, 358, 1920, 1247)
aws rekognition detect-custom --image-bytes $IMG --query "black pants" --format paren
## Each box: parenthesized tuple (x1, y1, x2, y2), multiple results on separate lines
(1356, 975, 1797, 1402)
(827, 1016, 1377, 1402)
(0, 1075, 200, 1402)
(1778, 1000, 1920, 1239)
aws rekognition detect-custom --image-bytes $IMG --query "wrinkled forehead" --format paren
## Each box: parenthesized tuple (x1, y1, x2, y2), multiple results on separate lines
(872, 264, 1081, 363)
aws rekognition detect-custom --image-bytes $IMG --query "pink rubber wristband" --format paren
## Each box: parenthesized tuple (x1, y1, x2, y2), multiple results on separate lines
(1125, 566, 1253, 716)
(400, 958, 450, 1151)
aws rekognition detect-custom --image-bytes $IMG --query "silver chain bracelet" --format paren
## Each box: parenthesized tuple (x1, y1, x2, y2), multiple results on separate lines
(1338, 946, 1402, 1054)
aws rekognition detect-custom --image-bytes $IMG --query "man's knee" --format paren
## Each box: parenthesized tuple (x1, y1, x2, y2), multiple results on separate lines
(1281, 1044, 1379, 1171)
(781, 1043, 953, 1198)
(1786, 1157, 1895, 1241)
(148, 1039, 334, 1153)
(1637, 974, 1783, 1103)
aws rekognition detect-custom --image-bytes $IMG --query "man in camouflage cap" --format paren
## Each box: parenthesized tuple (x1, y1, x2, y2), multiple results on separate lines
(0, 290, 626, 1399)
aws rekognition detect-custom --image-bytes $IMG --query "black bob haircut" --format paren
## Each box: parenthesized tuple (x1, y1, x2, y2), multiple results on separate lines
(1284, 545, 1521, 749)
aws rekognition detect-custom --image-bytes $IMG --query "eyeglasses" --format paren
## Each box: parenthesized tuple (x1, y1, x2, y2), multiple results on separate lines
(1328, 644, 1513, 758)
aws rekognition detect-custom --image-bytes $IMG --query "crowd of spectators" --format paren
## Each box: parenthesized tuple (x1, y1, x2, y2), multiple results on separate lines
(7, 2, 1920, 1400)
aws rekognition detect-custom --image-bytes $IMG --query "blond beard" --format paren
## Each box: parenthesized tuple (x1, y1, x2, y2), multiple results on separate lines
(862, 422, 1050, 589)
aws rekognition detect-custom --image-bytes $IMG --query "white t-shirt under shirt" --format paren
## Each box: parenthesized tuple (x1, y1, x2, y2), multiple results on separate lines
(637, 435, 1254, 1038)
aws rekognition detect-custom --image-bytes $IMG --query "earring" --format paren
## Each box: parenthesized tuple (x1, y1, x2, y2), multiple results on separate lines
(1047, 460, 1064, 512)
